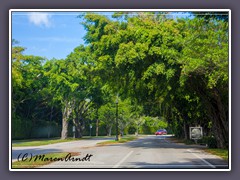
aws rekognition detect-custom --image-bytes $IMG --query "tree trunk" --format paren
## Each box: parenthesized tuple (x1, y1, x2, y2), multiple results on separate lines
(108, 126, 112, 136)
(183, 121, 188, 140)
(73, 116, 84, 138)
(209, 93, 228, 148)
(48, 106, 53, 139)
(188, 77, 228, 148)
(213, 88, 228, 137)
(96, 109, 99, 137)
(75, 124, 83, 138)
(136, 127, 139, 136)
(61, 112, 68, 139)
(199, 88, 228, 148)
(61, 101, 71, 139)
(96, 118, 99, 137)
(120, 127, 124, 137)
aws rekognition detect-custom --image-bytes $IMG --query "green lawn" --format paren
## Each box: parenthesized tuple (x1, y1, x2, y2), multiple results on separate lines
(12, 137, 91, 147)
(97, 136, 138, 145)
(204, 148, 228, 161)
(12, 152, 80, 168)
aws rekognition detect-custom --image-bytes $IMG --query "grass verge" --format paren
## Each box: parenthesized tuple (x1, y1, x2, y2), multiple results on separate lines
(97, 136, 138, 146)
(203, 149, 228, 161)
(12, 137, 91, 147)
(168, 137, 228, 161)
(168, 137, 195, 145)
(12, 152, 80, 168)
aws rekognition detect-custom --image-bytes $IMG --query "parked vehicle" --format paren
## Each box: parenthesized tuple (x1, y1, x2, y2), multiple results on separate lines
(155, 129, 167, 135)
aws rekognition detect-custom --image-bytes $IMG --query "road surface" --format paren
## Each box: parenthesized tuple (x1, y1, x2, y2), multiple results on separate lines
(31, 135, 228, 169)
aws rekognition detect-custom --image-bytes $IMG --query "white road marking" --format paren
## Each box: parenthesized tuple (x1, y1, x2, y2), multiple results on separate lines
(187, 150, 216, 168)
(113, 151, 134, 168)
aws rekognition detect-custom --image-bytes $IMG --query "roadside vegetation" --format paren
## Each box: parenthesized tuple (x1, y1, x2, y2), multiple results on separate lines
(168, 136, 228, 161)
(168, 137, 196, 145)
(12, 138, 91, 147)
(203, 149, 228, 161)
(97, 136, 138, 146)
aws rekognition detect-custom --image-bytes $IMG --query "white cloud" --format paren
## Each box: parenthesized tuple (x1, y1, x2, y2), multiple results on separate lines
(28, 12, 52, 27)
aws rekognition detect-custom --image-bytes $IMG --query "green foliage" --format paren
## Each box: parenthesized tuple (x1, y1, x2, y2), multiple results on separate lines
(12, 12, 229, 149)
(178, 18, 228, 89)
(98, 103, 115, 136)
(201, 136, 218, 148)
(141, 116, 168, 134)
(11, 44, 56, 139)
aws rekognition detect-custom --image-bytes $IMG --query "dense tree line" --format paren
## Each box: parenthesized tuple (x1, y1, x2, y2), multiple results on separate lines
(12, 12, 229, 148)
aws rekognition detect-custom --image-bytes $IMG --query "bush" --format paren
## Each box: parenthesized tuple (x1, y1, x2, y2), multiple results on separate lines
(183, 139, 195, 145)
(127, 126, 135, 134)
(201, 136, 218, 148)
(12, 115, 33, 139)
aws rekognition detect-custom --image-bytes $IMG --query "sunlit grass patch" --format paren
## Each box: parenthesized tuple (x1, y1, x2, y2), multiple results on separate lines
(204, 148, 228, 161)
(97, 136, 138, 146)
(12, 137, 91, 147)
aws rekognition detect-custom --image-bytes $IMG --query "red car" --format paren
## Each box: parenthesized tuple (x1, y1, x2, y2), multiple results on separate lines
(155, 129, 167, 135)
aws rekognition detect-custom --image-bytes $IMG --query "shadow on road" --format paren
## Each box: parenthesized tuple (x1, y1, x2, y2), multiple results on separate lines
(119, 136, 207, 150)
(120, 158, 229, 169)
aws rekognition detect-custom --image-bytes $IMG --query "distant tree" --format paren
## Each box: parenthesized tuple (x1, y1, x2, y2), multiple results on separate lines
(98, 103, 115, 136)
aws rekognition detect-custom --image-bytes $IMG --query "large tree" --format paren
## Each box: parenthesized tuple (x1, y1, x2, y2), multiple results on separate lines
(43, 50, 92, 139)
(12, 44, 53, 139)
(80, 12, 229, 148)
(178, 17, 229, 148)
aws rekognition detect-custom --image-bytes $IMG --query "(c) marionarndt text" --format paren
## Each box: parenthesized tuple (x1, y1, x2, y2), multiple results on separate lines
(17, 153, 93, 162)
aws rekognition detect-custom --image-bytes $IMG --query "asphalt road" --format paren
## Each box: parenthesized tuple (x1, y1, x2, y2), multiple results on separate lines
(31, 135, 228, 169)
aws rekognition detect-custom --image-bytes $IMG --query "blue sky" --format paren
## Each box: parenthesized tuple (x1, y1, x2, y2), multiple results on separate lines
(12, 12, 89, 60)
(11, 11, 192, 60)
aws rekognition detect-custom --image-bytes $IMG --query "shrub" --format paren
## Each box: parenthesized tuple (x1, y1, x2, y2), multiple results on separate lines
(201, 136, 218, 148)
(128, 126, 136, 134)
